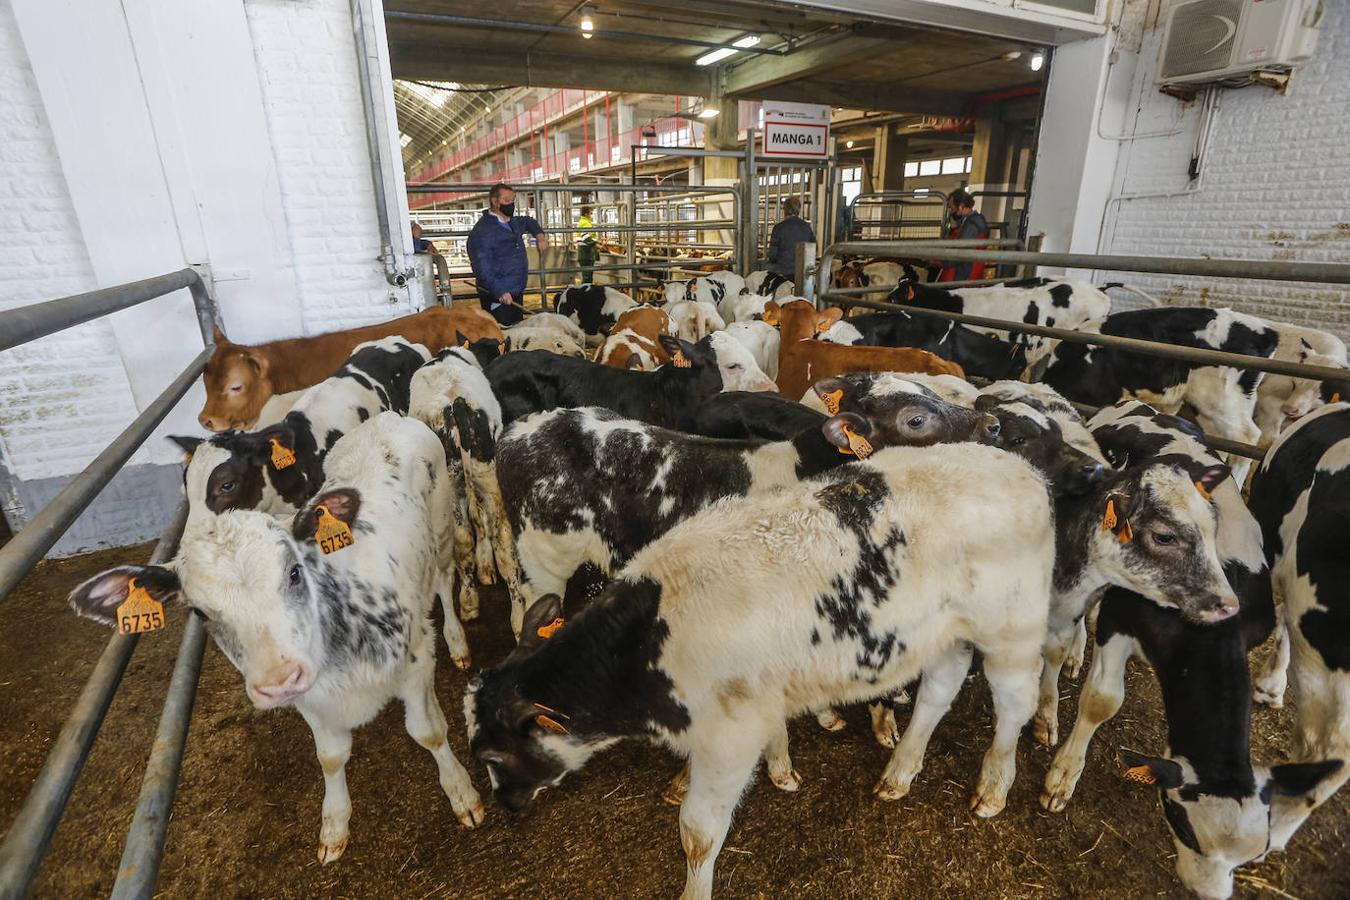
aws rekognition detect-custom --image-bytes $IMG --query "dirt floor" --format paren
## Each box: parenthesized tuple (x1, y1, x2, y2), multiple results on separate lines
(3, 544, 1347, 900)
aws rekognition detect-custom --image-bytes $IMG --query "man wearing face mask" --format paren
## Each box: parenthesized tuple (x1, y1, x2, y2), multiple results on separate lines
(466, 182, 549, 326)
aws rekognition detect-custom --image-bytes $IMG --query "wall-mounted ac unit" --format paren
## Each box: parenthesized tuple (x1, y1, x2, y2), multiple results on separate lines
(1159, 0, 1323, 85)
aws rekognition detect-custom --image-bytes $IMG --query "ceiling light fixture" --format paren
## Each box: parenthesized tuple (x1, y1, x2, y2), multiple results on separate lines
(1001, 50, 1022, 61)
(698, 107, 720, 119)
(1029, 51, 1045, 71)
(846, 140, 854, 148)
(580, 5, 595, 38)
(696, 34, 761, 66)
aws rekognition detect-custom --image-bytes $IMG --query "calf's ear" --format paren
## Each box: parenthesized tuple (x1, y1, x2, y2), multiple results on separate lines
(1119, 751, 1186, 790)
(760, 302, 781, 326)
(516, 595, 565, 652)
(167, 435, 204, 459)
(1196, 464, 1230, 496)
(69, 565, 182, 627)
(822, 412, 874, 457)
(657, 334, 696, 366)
(1269, 760, 1343, 797)
(294, 489, 362, 541)
(211, 324, 230, 345)
(974, 394, 1001, 412)
(812, 376, 852, 415)
(816, 307, 844, 332)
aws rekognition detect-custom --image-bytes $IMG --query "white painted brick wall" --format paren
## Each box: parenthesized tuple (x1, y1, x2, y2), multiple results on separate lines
(243, 0, 410, 331)
(1100, 2, 1350, 337)
(0, 2, 144, 483)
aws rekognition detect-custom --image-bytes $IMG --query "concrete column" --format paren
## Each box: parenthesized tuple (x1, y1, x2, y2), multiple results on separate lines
(615, 98, 634, 136)
(872, 126, 907, 191)
(702, 92, 740, 182)
(970, 115, 1011, 231)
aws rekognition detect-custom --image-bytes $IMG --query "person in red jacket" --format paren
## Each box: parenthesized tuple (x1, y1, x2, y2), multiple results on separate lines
(936, 189, 990, 283)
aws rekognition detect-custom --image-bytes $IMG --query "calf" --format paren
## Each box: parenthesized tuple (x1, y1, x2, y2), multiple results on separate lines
(176, 337, 432, 528)
(409, 348, 523, 627)
(743, 270, 794, 301)
(722, 321, 779, 381)
(1253, 321, 1348, 445)
(554, 285, 638, 338)
(1248, 402, 1350, 854)
(487, 334, 775, 430)
(468, 442, 1055, 899)
(497, 378, 1001, 614)
(1036, 402, 1336, 900)
(665, 300, 725, 342)
(70, 413, 483, 862)
(665, 273, 743, 307)
(719, 290, 774, 326)
(893, 274, 1111, 363)
(596, 306, 674, 371)
(200, 307, 501, 431)
(1037, 306, 1279, 483)
(505, 319, 585, 358)
(766, 299, 966, 400)
(821, 309, 1028, 381)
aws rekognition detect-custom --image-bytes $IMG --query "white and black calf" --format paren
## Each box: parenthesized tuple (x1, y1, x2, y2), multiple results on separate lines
(486, 333, 775, 430)
(174, 337, 432, 528)
(554, 285, 638, 338)
(467, 442, 1055, 899)
(1036, 401, 1337, 900)
(1253, 321, 1348, 445)
(70, 413, 483, 863)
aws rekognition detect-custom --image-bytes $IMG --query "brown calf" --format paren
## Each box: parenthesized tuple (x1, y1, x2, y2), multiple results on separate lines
(766, 300, 966, 400)
(596, 306, 674, 370)
(199, 305, 502, 431)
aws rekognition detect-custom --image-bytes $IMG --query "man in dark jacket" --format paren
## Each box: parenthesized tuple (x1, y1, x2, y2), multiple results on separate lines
(936, 189, 990, 282)
(466, 183, 548, 326)
(766, 197, 815, 278)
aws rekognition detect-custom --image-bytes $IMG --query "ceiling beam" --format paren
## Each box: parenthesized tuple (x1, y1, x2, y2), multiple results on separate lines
(391, 43, 714, 97)
(757, 80, 969, 116)
(723, 33, 899, 97)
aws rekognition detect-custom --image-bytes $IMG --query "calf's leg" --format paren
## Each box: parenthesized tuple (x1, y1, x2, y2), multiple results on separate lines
(1042, 632, 1133, 812)
(876, 644, 973, 801)
(679, 727, 767, 900)
(764, 720, 801, 792)
(1254, 608, 1290, 708)
(1034, 624, 1076, 747)
(971, 642, 1041, 817)
(400, 656, 484, 828)
(302, 714, 354, 864)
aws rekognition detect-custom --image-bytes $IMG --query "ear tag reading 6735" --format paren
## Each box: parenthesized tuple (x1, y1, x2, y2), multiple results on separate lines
(314, 506, 354, 555)
(117, 578, 165, 635)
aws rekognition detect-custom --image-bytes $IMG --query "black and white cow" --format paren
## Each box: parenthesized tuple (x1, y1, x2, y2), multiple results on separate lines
(892, 273, 1112, 361)
(174, 337, 432, 528)
(554, 285, 638, 338)
(664, 271, 746, 308)
(1248, 402, 1350, 853)
(71, 413, 483, 863)
(1252, 321, 1348, 445)
(744, 270, 794, 300)
(1035, 401, 1338, 900)
(486, 334, 776, 430)
(819, 309, 1029, 381)
(1036, 306, 1279, 484)
(467, 441, 1056, 899)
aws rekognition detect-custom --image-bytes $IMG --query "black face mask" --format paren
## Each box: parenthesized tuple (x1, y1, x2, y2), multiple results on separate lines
(499, 202, 515, 217)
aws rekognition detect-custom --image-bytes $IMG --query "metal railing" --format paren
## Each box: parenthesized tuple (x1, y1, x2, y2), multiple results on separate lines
(0, 270, 218, 898)
(816, 239, 1350, 462)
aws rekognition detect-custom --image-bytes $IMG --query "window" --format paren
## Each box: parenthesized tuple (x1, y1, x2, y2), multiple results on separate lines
(903, 161, 918, 178)
(919, 159, 941, 177)
(965, 156, 974, 173)
(841, 165, 862, 204)
(941, 156, 966, 175)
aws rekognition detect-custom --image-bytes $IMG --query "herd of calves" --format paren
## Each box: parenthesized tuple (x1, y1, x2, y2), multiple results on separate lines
(66, 267, 1350, 900)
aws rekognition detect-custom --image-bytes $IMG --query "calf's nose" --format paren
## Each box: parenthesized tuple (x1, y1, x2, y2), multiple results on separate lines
(199, 415, 217, 431)
(979, 415, 1001, 441)
(249, 663, 311, 708)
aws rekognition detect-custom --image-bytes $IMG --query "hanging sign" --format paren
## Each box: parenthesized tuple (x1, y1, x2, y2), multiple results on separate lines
(761, 102, 831, 159)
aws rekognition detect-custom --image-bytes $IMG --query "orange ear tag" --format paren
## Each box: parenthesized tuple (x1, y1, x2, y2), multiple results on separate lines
(536, 714, 569, 734)
(116, 577, 165, 635)
(269, 438, 296, 469)
(838, 425, 874, 459)
(462, 340, 471, 349)
(1332, 393, 1342, 404)
(536, 617, 565, 639)
(761, 308, 780, 326)
(815, 319, 832, 334)
(1123, 765, 1157, 785)
(672, 350, 692, 368)
(1194, 481, 1213, 501)
(1117, 519, 1134, 545)
(1102, 499, 1118, 531)
(314, 506, 354, 555)
(820, 388, 843, 415)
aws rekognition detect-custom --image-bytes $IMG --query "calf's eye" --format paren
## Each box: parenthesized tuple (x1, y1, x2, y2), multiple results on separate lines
(907, 415, 926, 428)
(1152, 532, 1176, 546)
(289, 564, 302, 586)
(219, 481, 236, 493)
(1008, 437, 1027, 447)
(229, 384, 244, 393)
(728, 364, 743, 372)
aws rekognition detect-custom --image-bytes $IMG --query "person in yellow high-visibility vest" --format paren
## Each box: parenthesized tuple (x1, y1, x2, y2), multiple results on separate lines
(577, 205, 598, 284)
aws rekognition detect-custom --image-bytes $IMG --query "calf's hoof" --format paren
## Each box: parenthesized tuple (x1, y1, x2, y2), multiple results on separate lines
(870, 705, 899, 749)
(969, 789, 1007, 818)
(1252, 680, 1285, 709)
(455, 799, 486, 829)
(872, 776, 911, 802)
(815, 709, 846, 732)
(662, 770, 690, 807)
(317, 836, 348, 865)
(1032, 713, 1058, 748)
(769, 767, 803, 793)
(1040, 790, 1070, 813)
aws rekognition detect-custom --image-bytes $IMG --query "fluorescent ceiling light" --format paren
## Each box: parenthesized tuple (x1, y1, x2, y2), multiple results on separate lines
(733, 35, 760, 48)
(698, 107, 720, 119)
(580, 5, 595, 38)
(696, 47, 737, 66)
(1030, 51, 1045, 71)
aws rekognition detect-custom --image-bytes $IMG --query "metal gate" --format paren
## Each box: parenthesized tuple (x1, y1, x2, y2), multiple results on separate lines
(752, 159, 833, 274)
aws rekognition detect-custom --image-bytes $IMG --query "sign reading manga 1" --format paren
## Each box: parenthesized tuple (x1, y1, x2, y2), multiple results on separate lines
(761, 102, 831, 159)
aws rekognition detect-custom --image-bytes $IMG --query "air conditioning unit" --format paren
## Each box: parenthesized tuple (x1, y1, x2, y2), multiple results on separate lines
(1158, 0, 1323, 85)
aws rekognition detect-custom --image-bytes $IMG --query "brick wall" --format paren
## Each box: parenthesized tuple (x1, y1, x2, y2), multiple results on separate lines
(1099, 3, 1350, 336)
(243, 0, 410, 331)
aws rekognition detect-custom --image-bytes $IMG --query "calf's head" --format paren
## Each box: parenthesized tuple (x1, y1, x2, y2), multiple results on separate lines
(67, 491, 366, 710)
(661, 333, 776, 393)
(974, 396, 1105, 495)
(814, 375, 1000, 449)
(201, 326, 271, 432)
(1088, 463, 1238, 623)
(458, 330, 507, 366)
(1121, 753, 1342, 900)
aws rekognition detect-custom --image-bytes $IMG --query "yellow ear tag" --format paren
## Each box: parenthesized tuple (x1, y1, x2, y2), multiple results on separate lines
(314, 505, 354, 554)
(906, 284, 916, 302)
(761, 307, 780, 326)
(838, 424, 874, 459)
(116, 577, 165, 635)
(1123, 765, 1157, 785)
(498, 341, 506, 355)
(815, 318, 832, 334)
(536, 714, 569, 735)
(269, 438, 296, 470)
(672, 350, 692, 368)
(1333, 393, 1342, 404)
(536, 617, 565, 639)
(1102, 499, 1118, 530)
(1118, 520, 1134, 544)
(1194, 480, 1213, 501)
(820, 388, 843, 415)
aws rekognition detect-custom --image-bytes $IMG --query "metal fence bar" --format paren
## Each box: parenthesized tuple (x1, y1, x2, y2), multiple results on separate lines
(821, 293, 1350, 383)
(0, 348, 211, 604)
(407, 182, 740, 195)
(425, 221, 738, 238)
(0, 269, 200, 354)
(109, 609, 207, 899)
(0, 500, 188, 899)
(823, 241, 1350, 285)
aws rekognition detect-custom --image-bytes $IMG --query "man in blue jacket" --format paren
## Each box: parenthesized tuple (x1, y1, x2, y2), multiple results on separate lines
(466, 183, 548, 326)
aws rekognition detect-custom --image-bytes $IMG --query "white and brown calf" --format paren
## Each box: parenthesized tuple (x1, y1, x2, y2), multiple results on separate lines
(468, 442, 1055, 900)
(70, 413, 482, 863)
